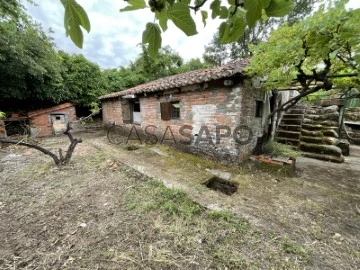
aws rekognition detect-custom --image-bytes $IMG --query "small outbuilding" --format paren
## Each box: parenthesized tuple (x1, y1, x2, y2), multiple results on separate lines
(99, 60, 268, 163)
(1, 102, 77, 137)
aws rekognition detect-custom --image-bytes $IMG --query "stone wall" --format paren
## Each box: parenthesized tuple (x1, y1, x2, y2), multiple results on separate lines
(102, 80, 264, 163)
(343, 106, 360, 144)
(345, 107, 360, 122)
(275, 105, 347, 162)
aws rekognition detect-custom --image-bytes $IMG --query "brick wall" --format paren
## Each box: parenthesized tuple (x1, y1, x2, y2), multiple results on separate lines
(102, 98, 123, 126)
(102, 80, 264, 163)
(28, 104, 77, 137)
(238, 80, 264, 160)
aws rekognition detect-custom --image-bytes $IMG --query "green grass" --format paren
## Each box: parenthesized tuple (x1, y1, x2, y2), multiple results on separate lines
(282, 236, 310, 261)
(128, 180, 202, 218)
(125, 179, 310, 268)
(264, 140, 301, 158)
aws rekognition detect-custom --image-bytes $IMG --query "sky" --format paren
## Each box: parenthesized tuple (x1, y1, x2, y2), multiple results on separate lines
(25, 0, 360, 69)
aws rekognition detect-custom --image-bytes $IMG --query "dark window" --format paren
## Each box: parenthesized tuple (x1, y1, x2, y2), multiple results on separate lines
(255, 100, 263, 118)
(133, 101, 140, 112)
(160, 101, 180, 120)
(170, 101, 180, 119)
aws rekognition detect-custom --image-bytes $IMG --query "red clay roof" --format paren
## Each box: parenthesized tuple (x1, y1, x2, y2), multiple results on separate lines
(27, 102, 75, 117)
(99, 59, 250, 100)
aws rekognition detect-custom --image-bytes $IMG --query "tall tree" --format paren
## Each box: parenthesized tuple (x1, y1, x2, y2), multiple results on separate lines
(102, 46, 211, 94)
(0, 7, 64, 107)
(204, 0, 321, 65)
(0, 0, 27, 22)
(102, 67, 148, 92)
(59, 51, 106, 107)
(177, 58, 211, 73)
(130, 45, 183, 80)
(249, 0, 360, 135)
(203, 32, 230, 66)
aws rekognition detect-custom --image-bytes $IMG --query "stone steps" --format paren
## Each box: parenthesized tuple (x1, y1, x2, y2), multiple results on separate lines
(302, 152, 344, 163)
(278, 124, 302, 132)
(301, 136, 339, 145)
(301, 129, 339, 138)
(281, 118, 303, 125)
(299, 142, 342, 157)
(287, 109, 306, 114)
(274, 106, 304, 148)
(275, 137, 300, 146)
(276, 130, 301, 140)
(302, 124, 338, 131)
(283, 114, 304, 119)
(274, 104, 345, 163)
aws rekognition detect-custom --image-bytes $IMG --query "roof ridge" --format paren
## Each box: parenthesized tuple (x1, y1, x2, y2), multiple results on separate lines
(99, 59, 250, 100)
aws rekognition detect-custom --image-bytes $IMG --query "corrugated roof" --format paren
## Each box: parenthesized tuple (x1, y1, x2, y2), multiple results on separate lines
(99, 59, 250, 100)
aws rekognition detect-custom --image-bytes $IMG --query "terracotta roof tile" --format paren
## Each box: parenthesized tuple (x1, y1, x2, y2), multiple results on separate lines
(99, 59, 250, 100)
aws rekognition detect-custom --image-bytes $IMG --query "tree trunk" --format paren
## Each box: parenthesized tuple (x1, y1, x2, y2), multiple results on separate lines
(254, 85, 326, 155)
(0, 123, 82, 165)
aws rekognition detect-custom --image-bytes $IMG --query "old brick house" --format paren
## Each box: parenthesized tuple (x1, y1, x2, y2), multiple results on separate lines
(1, 102, 77, 137)
(99, 60, 266, 162)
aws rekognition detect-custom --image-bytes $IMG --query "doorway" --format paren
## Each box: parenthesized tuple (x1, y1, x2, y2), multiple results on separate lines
(51, 114, 67, 134)
(132, 100, 141, 124)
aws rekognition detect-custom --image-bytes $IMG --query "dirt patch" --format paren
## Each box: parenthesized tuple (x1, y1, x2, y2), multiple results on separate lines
(0, 132, 359, 269)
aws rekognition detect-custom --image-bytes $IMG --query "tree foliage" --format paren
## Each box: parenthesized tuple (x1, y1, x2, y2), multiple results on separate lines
(249, 0, 360, 131)
(1, 0, 209, 110)
(0, 1, 108, 110)
(203, 32, 230, 66)
(204, 0, 320, 65)
(102, 45, 209, 93)
(249, 0, 359, 90)
(0, 14, 64, 104)
(59, 51, 106, 107)
(0, 0, 28, 21)
(60, 0, 295, 57)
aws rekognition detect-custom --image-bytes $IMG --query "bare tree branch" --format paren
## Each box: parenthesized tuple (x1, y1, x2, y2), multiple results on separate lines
(62, 123, 83, 164)
(188, 0, 208, 12)
(0, 139, 61, 164)
(0, 122, 82, 165)
(263, 82, 330, 135)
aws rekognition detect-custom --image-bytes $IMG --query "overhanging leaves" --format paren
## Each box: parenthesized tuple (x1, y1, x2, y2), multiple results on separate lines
(210, 0, 221, 19)
(120, 0, 147, 12)
(142, 23, 162, 57)
(60, 0, 90, 49)
(244, 0, 271, 27)
(219, 14, 246, 43)
(266, 0, 294, 17)
(157, 11, 168, 31)
(167, 2, 197, 36)
(201, 10, 208, 27)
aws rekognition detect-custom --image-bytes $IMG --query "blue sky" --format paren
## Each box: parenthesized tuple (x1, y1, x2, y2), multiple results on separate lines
(25, 0, 360, 69)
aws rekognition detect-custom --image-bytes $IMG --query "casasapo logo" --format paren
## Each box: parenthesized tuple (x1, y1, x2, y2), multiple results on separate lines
(108, 124, 253, 146)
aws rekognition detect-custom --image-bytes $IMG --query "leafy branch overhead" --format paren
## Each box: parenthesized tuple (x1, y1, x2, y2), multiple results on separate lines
(248, 0, 360, 134)
(60, 0, 91, 49)
(60, 0, 295, 56)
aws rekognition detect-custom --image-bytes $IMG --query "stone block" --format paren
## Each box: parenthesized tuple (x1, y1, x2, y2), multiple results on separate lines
(338, 139, 350, 156)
